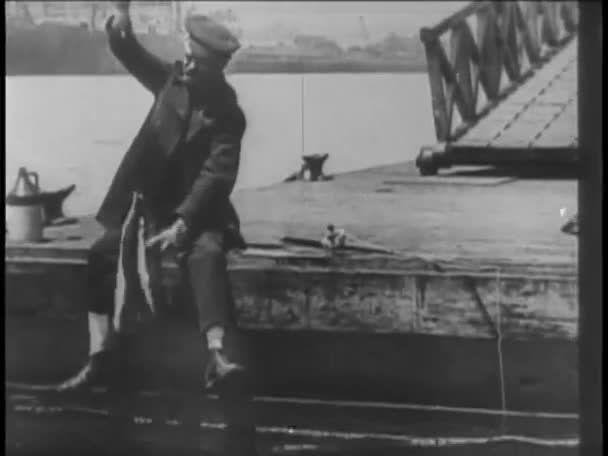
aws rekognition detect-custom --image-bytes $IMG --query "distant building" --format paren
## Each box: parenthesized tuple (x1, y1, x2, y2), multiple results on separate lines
(6, 1, 185, 34)
(293, 35, 343, 57)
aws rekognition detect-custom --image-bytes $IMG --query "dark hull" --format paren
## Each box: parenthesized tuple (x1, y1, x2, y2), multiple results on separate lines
(6, 314, 578, 413)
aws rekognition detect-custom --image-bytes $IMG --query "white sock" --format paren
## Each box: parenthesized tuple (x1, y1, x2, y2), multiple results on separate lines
(88, 312, 112, 356)
(206, 326, 224, 350)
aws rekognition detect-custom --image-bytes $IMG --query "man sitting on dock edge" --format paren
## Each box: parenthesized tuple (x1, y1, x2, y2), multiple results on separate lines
(56, 1, 249, 395)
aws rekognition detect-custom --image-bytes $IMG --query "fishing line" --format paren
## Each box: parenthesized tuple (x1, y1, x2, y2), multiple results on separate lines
(495, 267, 506, 413)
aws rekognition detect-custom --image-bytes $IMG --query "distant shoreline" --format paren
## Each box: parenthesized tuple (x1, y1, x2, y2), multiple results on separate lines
(6, 23, 427, 77)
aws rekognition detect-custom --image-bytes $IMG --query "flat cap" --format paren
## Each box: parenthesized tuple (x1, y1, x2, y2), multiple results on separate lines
(185, 14, 241, 56)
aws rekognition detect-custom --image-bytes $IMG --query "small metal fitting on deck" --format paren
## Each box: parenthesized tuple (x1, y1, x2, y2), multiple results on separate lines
(561, 213, 579, 236)
(40, 184, 77, 226)
(320, 224, 347, 250)
(416, 143, 447, 176)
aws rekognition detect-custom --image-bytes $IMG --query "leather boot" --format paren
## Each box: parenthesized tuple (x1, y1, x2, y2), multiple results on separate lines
(204, 348, 247, 395)
(55, 333, 130, 392)
(55, 350, 116, 392)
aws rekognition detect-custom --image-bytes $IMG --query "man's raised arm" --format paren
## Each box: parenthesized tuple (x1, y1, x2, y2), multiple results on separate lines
(106, 1, 171, 95)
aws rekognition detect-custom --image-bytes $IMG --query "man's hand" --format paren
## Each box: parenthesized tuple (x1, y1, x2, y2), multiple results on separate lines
(146, 218, 188, 251)
(110, 1, 131, 30)
(113, 1, 131, 14)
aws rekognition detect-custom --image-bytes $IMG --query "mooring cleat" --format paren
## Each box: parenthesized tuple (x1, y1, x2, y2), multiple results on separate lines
(284, 154, 332, 182)
(40, 184, 77, 226)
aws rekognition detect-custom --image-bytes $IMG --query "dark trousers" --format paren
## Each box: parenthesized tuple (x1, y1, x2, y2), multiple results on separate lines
(87, 229, 236, 334)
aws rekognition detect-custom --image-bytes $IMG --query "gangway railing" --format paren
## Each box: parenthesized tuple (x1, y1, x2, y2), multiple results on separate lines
(416, 1, 578, 175)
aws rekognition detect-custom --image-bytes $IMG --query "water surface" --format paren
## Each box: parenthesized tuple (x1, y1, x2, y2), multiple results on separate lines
(5, 73, 434, 215)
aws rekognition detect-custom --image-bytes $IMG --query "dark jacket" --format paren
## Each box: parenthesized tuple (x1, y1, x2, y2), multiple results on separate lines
(96, 18, 246, 249)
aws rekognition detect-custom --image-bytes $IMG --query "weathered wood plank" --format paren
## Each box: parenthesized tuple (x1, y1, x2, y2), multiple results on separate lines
(415, 276, 577, 340)
(6, 261, 578, 341)
(534, 87, 576, 106)
(458, 105, 523, 145)
(5, 159, 578, 270)
(489, 105, 565, 148)
(234, 270, 579, 340)
(506, 76, 557, 105)
(533, 105, 578, 148)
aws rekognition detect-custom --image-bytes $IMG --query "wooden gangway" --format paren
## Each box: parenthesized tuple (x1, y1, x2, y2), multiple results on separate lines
(416, 1, 579, 175)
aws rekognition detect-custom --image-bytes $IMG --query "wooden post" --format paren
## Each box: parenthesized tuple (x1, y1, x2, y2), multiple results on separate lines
(420, 33, 450, 141)
(578, 2, 603, 454)
(449, 22, 476, 122)
(517, 2, 541, 65)
(476, 5, 502, 101)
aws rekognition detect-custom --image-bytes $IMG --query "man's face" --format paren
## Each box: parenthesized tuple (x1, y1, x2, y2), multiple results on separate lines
(182, 40, 226, 80)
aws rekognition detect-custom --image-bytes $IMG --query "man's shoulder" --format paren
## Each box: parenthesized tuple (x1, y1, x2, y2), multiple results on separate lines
(217, 92, 246, 136)
(228, 103, 246, 132)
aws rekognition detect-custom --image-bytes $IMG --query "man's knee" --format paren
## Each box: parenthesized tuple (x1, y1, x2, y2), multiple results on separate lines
(87, 230, 120, 273)
(88, 246, 111, 269)
(188, 232, 226, 266)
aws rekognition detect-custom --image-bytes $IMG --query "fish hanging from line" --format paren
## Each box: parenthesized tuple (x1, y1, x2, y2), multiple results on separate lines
(113, 192, 163, 331)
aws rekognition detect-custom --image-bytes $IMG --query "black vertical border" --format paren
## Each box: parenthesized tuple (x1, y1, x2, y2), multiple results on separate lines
(578, 1, 604, 454)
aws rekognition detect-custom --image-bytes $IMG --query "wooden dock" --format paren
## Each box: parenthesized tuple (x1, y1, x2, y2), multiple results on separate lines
(6, 160, 578, 414)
